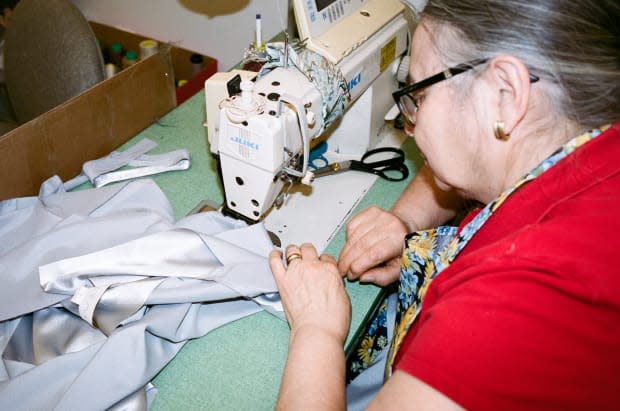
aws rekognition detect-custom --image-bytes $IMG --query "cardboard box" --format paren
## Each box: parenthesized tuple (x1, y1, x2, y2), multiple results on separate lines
(0, 47, 177, 200)
(90, 22, 218, 104)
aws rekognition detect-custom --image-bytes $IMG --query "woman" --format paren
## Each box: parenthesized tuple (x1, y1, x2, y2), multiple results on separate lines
(269, 0, 620, 409)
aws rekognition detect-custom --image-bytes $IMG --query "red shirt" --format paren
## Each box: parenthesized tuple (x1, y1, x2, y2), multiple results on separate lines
(395, 123, 620, 410)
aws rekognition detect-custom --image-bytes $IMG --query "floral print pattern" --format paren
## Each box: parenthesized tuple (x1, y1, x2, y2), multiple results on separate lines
(346, 297, 390, 382)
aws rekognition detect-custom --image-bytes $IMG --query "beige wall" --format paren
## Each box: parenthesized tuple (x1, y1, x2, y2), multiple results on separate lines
(71, 0, 289, 70)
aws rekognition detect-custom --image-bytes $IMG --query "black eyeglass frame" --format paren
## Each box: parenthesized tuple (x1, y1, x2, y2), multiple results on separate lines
(392, 58, 540, 123)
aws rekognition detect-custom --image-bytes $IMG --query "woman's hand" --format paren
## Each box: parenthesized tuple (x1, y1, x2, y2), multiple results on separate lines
(337, 206, 409, 286)
(269, 243, 351, 345)
(270, 243, 351, 410)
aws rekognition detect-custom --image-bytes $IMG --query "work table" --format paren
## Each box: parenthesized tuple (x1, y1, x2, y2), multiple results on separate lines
(105, 88, 422, 410)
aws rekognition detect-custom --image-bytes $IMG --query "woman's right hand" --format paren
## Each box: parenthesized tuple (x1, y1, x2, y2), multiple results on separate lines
(337, 206, 409, 286)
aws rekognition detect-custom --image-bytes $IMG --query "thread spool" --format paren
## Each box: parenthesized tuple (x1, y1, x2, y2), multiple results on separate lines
(190, 53, 204, 76)
(122, 50, 138, 69)
(104, 63, 119, 79)
(254, 13, 264, 50)
(109, 42, 123, 67)
(139, 39, 159, 59)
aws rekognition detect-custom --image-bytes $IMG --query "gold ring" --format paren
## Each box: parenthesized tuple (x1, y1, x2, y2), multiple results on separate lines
(286, 252, 302, 264)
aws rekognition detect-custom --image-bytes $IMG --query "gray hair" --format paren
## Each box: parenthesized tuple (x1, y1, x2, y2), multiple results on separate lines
(416, 0, 620, 129)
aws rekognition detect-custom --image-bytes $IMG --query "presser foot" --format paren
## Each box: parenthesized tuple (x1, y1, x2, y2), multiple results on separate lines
(220, 204, 282, 248)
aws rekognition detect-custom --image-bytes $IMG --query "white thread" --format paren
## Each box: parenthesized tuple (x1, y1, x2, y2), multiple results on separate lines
(220, 91, 266, 123)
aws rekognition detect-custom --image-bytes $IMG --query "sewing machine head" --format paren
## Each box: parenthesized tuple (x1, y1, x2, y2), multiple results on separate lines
(213, 66, 324, 221)
(205, 0, 410, 222)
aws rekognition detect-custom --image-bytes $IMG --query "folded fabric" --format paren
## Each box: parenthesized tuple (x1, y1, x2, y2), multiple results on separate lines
(63, 138, 191, 190)
(0, 176, 282, 411)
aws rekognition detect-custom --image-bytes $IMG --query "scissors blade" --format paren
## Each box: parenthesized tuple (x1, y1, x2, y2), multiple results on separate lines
(312, 160, 353, 178)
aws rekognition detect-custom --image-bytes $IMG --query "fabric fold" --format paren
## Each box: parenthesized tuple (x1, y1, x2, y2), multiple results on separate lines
(0, 176, 283, 411)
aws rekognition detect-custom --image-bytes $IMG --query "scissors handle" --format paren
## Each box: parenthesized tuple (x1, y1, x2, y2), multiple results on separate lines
(372, 162, 409, 181)
(360, 147, 404, 167)
(349, 147, 409, 181)
(308, 141, 329, 170)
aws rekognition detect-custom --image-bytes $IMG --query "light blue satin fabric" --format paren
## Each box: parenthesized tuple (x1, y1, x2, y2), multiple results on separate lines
(0, 176, 283, 411)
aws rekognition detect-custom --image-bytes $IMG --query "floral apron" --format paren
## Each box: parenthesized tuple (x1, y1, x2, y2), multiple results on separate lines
(346, 126, 608, 384)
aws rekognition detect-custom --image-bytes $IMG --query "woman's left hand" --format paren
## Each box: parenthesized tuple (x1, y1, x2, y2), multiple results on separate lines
(269, 243, 352, 345)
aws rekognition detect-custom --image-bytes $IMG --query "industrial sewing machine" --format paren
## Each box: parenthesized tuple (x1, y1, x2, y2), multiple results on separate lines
(205, 0, 410, 222)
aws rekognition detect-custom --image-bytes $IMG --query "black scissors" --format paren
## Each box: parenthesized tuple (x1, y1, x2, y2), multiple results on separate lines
(312, 147, 409, 182)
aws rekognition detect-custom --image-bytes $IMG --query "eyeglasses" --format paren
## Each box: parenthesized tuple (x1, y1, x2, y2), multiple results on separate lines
(392, 58, 540, 125)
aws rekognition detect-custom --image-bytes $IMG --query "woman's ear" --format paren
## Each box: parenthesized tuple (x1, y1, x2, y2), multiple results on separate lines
(487, 55, 532, 135)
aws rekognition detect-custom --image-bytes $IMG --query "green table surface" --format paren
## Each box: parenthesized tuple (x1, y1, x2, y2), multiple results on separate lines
(104, 90, 422, 410)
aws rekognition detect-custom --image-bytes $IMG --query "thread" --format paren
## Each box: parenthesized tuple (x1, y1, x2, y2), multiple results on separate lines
(122, 50, 138, 69)
(221, 81, 266, 124)
(139, 39, 159, 59)
(190, 53, 204, 76)
(104, 63, 120, 79)
(109, 42, 123, 67)
(255, 13, 263, 50)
